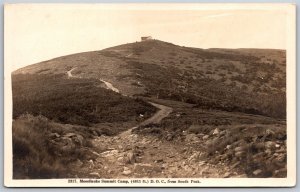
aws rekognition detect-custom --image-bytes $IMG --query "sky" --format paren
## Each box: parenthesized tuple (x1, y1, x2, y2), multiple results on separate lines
(5, 4, 289, 70)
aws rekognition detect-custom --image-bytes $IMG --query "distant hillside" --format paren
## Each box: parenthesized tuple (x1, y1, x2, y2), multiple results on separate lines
(13, 40, 286, 119)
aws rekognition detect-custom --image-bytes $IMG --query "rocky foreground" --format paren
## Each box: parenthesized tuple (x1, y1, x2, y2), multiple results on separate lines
(64, 122, 286, 178)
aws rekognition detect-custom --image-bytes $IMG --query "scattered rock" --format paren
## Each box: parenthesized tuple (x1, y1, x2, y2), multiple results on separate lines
(188, 152, 200, 163)
(234, 174, 248, 178)
(265, 129, 275, 135)
(235, 151, 245, 158)
(253, 169, 262, 176)
(133, 163, 160, 173)
(124, 151, 136, 164)
(234, 145, 248, 152)
(185, 134, 200, 143)
(101, 149, 119, 157)
(89, 172, 100, 177)
(122, 167, 132, 176)
(48, 132, 60, 139)
(224, 172, 231, 178)
(87, 159, 94, 168)
(202, 135, 209, 140)
(273, 167, 287, 177)
(275, 154, 286, 163)
(265, 141, 276, 150)
(166, 134, 173, 141)
(231, 162, 240, 169)
(220, 130, 226, 136)
(213, 128, 220, 135)
(154, 159, 164, 163)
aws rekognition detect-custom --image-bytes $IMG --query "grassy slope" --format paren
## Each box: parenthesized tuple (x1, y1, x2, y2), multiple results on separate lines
(12, 73, 156, 126)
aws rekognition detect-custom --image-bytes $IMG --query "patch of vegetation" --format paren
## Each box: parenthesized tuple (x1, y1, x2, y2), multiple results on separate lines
(13, 114, 91, 179)
(126, 61, 285, 119)
(12, 74, 156, 126)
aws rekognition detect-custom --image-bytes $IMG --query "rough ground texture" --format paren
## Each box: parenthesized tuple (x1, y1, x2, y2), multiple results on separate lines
(69, 103, 242, 178)
(68, 102, 286, 179)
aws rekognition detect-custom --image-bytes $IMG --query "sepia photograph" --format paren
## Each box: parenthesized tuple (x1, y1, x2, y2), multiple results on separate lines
(4, 3, 296, 187)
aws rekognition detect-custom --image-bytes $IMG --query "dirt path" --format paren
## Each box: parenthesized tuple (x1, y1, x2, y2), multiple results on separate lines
(66, 67, 77, 78)
(139, 102, 173, 126)
(99, 79, 120, 93)
(66, 67, 120, 93)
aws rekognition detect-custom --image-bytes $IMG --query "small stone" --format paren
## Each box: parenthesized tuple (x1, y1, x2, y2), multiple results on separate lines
(220, 130, 226, 136)
(87, 159, 94, 168)
(253, 169, 262, 176)
(89, 172, 100, 177)
(117, 156, 124, 162)
(166, 134, 173, 141)
(234, 174, 248, 178)
(231, 162, 240, 169)
(273, 167, 287, 177)
(265, 141, 276, 150)
(185, 134, 200, 143)
(224, 172, 231, 178)
(234, 145, 247, 152)
(155, 159, 164, 163)
(122, 170, 132, 176)
(213, 128, 220, 135)
(276, 154, 286, 162)
(124, 151, 136, 164)
(265, 129, 275, 135)
(202, 135, 209, 140)
(235, 151, 245, 158)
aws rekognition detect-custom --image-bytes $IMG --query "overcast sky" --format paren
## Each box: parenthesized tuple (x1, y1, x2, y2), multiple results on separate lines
(5, 4, 289, 70)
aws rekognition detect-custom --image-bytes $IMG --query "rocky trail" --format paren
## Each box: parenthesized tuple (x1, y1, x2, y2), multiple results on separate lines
(71, 102, 239, 179)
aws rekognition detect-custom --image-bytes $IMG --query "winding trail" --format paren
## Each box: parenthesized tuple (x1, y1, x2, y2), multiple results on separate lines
(99, 79, 120, 93)
(139, 102, 173, 126)
(66, 67, 77, 78)
(66, 67, 120, 93)
(65, 67, 234, 179)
